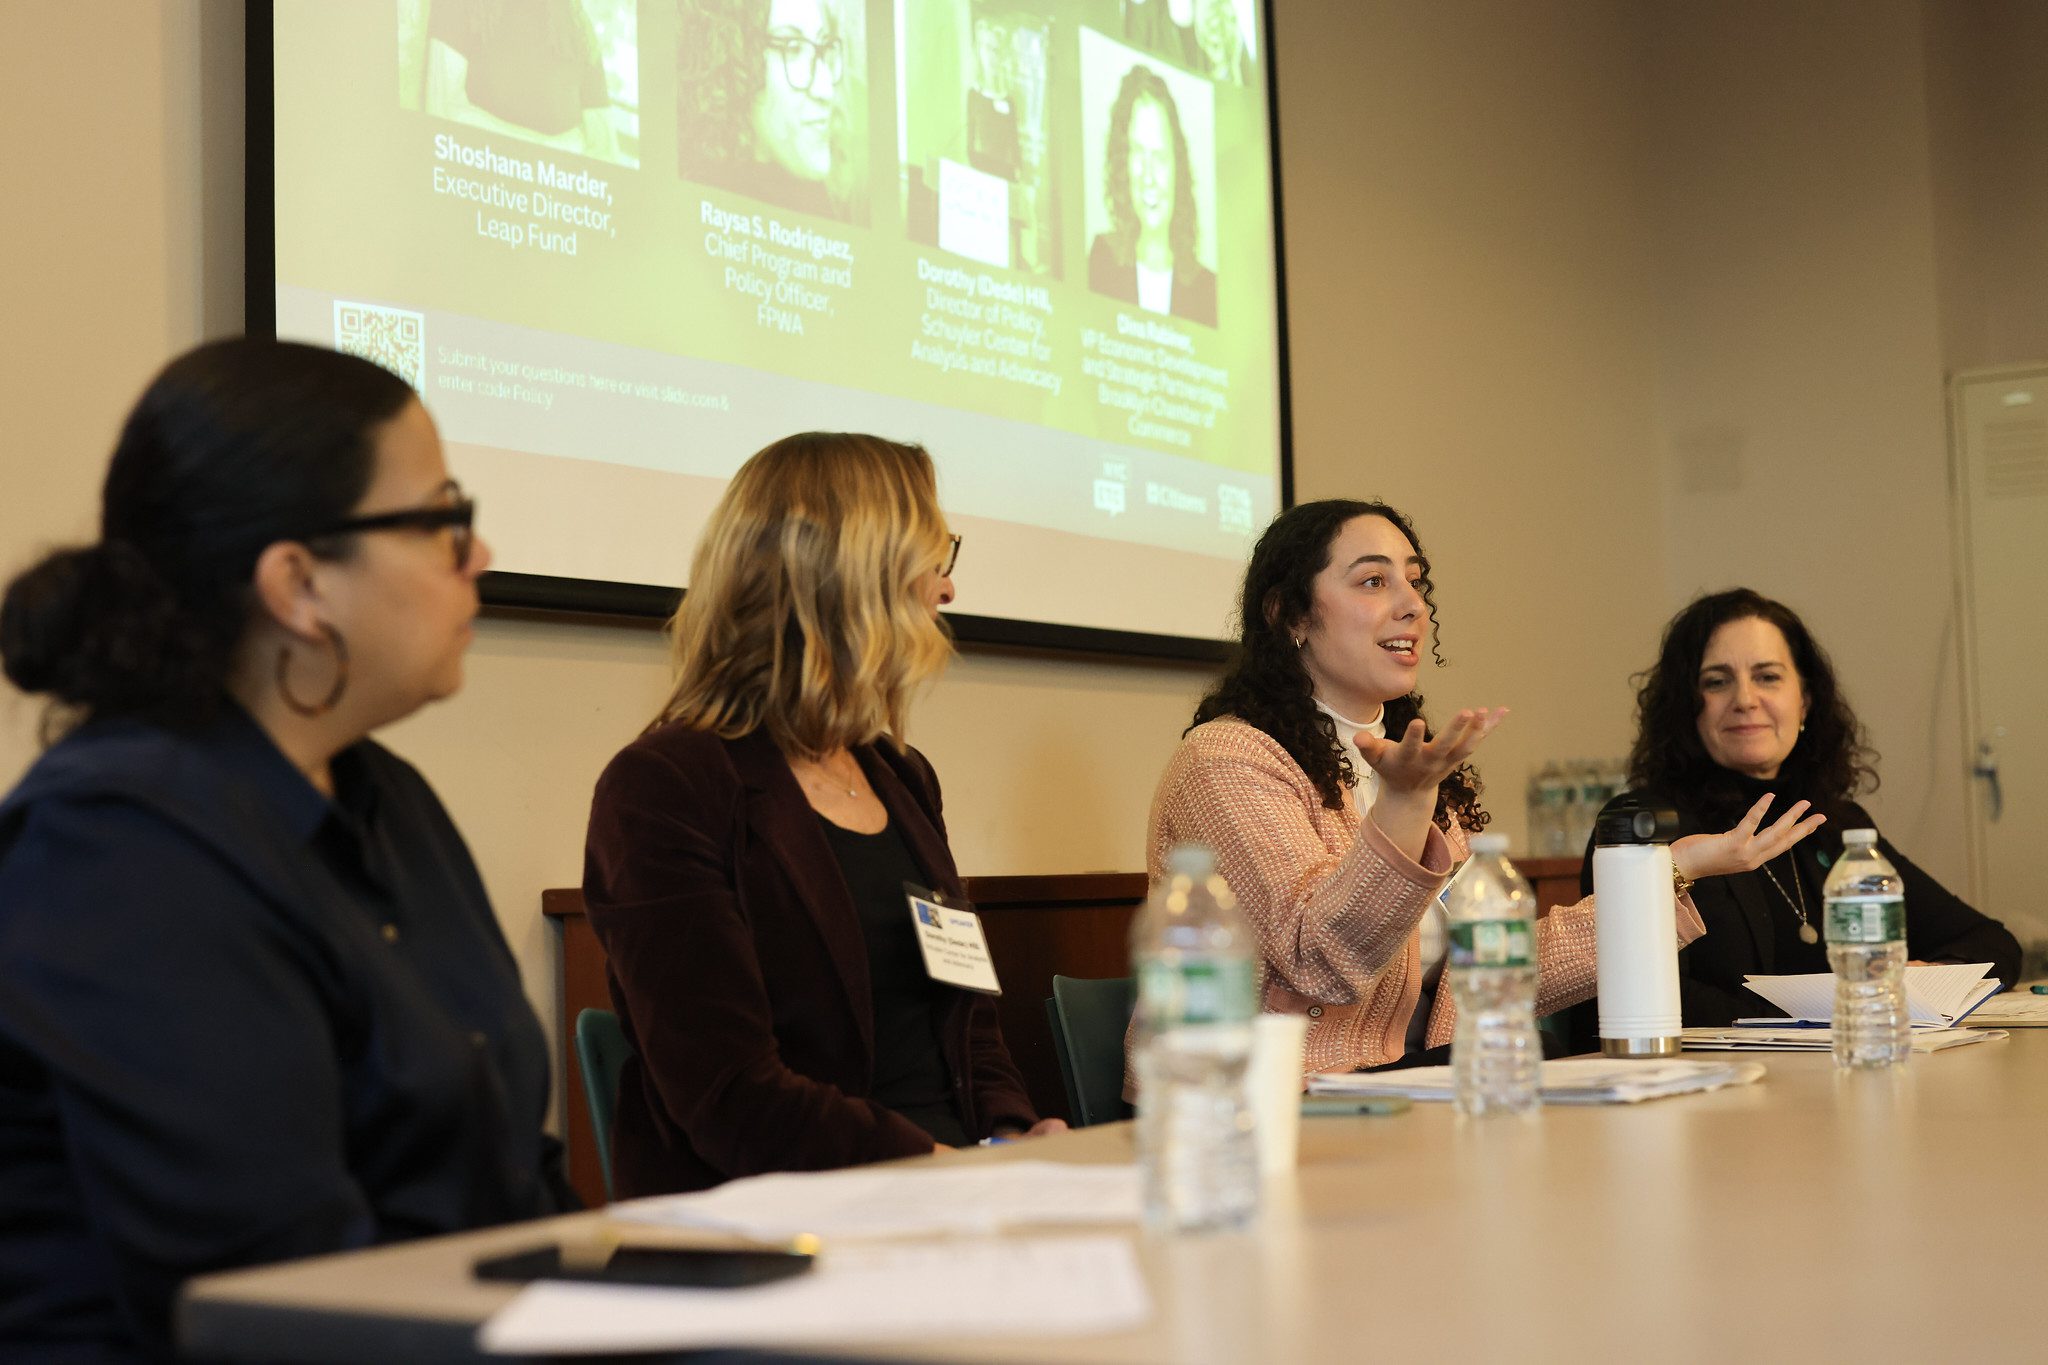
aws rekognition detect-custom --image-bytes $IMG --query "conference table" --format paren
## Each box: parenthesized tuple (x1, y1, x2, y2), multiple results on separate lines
(180, 1033, 2048, 1363)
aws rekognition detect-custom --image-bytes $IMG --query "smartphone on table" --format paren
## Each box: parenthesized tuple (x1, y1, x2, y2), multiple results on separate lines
(474, 1242, 814, 1289)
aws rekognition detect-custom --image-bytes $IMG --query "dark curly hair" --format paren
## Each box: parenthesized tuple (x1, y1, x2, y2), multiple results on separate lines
(1191, 499, 1487, 832)
(678, 0, 853, 210)
(1627, 587, 1877, 822)
(678, 0, 774, 166)
(1100, 63, 1198, 273)
(0, 338, 408, 741)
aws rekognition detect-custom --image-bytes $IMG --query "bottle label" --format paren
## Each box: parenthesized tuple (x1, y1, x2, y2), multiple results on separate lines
(1448, 918, 1534, 969)
(1823, 896, 1905, 945)
(1139, 958, 1254, 1027)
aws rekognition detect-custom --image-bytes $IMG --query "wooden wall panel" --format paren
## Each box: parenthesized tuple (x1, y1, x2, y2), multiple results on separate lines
(543, 857, 1577, 1207)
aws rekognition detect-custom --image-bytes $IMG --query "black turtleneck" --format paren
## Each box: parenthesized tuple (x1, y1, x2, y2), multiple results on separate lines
(1571, 771, 2022, 1032)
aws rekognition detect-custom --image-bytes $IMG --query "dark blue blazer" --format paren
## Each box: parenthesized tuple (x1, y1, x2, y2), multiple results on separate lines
(0, 709, 568, 1362)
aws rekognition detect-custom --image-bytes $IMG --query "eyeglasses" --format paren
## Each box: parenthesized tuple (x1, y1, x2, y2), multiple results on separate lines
(941, 533, 962, 577)
(768, 29, 845, 94)
(308, 485, 479, 572)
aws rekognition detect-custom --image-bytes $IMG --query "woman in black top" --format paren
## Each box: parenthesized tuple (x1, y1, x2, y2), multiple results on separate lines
(0, 339, 570, 1361)
(583, 433, 1060, 1197)
(1582, 588, 2021, 1027)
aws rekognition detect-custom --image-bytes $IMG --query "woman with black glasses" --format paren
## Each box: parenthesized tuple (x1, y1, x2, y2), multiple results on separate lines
(678, 0, 857, 219)
(0, 337, 570, 1362)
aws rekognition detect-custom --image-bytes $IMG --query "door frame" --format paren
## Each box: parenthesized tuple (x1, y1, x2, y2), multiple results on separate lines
(1944, 362, 2048, 907)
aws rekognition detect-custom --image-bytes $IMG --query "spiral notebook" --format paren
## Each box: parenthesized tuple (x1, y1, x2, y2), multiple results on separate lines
(1735, 963, 2000, 1028)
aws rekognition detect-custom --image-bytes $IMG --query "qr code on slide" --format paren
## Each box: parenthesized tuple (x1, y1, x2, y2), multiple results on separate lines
(333, 301, 425, 390)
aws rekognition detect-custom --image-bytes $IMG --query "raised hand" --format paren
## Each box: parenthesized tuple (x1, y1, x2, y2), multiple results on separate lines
(1357, 708, 1507, 862)
(1353, 707, 1508, 796)
(1671, 794, 1827, 882)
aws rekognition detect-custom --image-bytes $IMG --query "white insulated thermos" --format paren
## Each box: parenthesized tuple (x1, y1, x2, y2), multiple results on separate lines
(1593, 799, 1684, 1057)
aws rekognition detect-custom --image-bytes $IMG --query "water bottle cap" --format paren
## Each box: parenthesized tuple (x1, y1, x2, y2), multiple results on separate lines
(1469, 833, 1509, 856)
(1593, 793, 1680, 845)
(1163, 844, 1217, 879)
(1842, 828, 1877, 846)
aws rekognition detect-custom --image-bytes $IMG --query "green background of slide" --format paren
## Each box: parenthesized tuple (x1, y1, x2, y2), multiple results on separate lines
(274, 1, 1280, 476)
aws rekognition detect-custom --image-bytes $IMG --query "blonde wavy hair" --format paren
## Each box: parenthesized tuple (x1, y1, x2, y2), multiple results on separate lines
(655, 432, 954, 757)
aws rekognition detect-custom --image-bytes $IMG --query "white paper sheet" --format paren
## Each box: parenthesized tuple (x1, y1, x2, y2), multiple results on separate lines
(477, 1235, 1150, 1355)
(1959, 992, 2048, 1027)
(1681, 1026, 2003, 1052)
(1307, 1057, 1765, 1104)
(1742, 963, 2000, 1027)
(611, 1160, 1141, 1241)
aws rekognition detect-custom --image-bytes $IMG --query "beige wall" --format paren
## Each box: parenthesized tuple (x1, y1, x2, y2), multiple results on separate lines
(1923, 0, 2048, 374)
(1642, 0, 1968, 882)
(2, 2, 2028, 1076)
(1277, 0, 1668, 834)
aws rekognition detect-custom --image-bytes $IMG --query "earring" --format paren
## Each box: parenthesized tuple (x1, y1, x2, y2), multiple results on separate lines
(276, 623, 350, 717)
(1292, 636, 1305, 649)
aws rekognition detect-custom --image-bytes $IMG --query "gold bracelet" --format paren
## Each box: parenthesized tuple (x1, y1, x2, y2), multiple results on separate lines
(1671, 865, 1694, 900)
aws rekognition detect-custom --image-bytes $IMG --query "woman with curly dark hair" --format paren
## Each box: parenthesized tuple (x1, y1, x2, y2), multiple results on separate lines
(1086, 63, 1216, 325)
(1147, 503, 1819, 1076)
(677, 0, 855, 219)
(1580, 588, 2020, 1027)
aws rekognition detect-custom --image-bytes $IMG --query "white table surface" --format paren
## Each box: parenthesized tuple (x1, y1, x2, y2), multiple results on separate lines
(179, 1031, 2048, 1363)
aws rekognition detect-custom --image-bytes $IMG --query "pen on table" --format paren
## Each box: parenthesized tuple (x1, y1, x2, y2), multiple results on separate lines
(2031, 985, 2048, 995)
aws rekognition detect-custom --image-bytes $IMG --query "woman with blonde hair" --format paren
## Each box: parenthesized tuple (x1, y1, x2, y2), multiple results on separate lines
(583, 432, 1058, 1196)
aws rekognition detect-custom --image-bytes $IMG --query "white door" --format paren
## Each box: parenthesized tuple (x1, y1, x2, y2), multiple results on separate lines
(1949, 366, 2048, 966)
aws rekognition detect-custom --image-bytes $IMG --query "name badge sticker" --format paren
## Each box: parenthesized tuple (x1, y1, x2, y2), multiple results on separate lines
(904, 884, 1002, 995)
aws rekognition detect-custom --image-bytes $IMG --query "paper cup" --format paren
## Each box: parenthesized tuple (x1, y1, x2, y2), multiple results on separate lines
(1247, 1012, 1309, 1178)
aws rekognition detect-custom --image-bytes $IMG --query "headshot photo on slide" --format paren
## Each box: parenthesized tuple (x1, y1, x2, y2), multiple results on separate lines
(1079, 28, 1219, 327)
(897, 0, 1061, 278)
(399, 0, 641, 168)
(676, 0, 871, 223)
(1120, 0, 1257, 86)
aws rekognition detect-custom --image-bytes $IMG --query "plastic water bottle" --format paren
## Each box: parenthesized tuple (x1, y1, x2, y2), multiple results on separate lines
(1823, 829, 1909, 1068)
(1537, 762, 1573, 855)
(1526, 763, 1560, 858)
(1446, 833, 1541, 1115)
(1131, 845, 1258, 1232)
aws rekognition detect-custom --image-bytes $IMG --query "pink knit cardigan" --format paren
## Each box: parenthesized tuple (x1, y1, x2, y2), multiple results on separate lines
(1137, 718, 1706, 1079)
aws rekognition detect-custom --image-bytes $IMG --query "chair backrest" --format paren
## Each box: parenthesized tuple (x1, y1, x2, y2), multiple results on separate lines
(573, 1008, 632, 1201)
(1049, 975, 1138, 1127)
(1045, 996, 1082, 1121)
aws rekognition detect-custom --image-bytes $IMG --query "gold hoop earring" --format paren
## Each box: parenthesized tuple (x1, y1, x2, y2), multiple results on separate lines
(276, 624, 350, 717)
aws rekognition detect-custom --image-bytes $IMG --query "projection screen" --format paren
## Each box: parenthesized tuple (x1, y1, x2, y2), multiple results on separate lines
(253, 0, 1292, 657)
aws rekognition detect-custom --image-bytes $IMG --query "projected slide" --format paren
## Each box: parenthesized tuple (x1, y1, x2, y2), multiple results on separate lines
(269, 0, 1283, 642)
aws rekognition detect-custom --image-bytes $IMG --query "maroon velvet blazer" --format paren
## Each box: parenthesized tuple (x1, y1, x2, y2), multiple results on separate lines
(582, 724, 1038, 1196)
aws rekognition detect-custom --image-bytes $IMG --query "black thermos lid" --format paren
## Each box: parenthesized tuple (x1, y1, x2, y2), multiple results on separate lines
(1594, 794, 1682, 846)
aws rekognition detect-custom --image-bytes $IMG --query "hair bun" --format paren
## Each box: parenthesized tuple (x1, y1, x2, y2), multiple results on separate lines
(0, 539, 213, 720)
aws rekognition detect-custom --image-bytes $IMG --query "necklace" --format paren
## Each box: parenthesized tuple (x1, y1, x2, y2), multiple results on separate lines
(1759, 855, 1819, 945)
(799, 754, 860, 799)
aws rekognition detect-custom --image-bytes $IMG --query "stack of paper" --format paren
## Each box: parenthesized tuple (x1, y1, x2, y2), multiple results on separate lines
(1954, 992, 2048, 1028)
(478, 1235, 1151, 1355)
(611, 1160, 1141, 1241)
(1681, 1026, 2003, 1053)
(1739, 963, 2000, 1027)
(1308, 1057, 1765, 1105)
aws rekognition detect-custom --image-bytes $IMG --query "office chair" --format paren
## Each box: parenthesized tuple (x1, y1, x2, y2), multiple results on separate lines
(1048, 974, 1138, 1127)
(573, 1007, 633, 1201)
